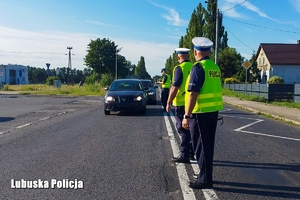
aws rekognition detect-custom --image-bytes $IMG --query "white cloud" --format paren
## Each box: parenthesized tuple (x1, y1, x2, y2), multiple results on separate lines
(289, 0, 300, 13)
(0, 26, 175, 76)
(147, 0, 187, 26)
(223, 0, 281, 23)
(85, 20, 123, 28)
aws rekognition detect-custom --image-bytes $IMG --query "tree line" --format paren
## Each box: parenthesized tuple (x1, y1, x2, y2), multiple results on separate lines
(28, 38, 152, 85)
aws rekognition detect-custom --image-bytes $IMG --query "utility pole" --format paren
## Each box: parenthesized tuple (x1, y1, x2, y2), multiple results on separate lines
(215, 0, 219, 65)
(67, 46, 73, 84)
(205, 0, 219, 65)
(115, 47, 123, 80)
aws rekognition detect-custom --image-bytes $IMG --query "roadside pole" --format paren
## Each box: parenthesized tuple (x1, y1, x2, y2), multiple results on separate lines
(242, 60, 252, 94)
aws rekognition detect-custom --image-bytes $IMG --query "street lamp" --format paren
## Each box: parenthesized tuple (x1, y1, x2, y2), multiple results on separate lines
(115, 47, 123, 79)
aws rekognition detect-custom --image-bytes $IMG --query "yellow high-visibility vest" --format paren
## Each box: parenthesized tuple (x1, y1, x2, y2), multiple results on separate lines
(172, 62, 193, 106)
(185, 59, 223, 113)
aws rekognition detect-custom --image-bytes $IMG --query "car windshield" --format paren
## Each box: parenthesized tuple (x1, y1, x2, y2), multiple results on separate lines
(109, 81, 142, 91)
(141, 81, 154, 88)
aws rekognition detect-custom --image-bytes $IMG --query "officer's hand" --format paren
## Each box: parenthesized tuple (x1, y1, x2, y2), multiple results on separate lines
(182, 119, 190, 130)
(166, 104, 171, 113)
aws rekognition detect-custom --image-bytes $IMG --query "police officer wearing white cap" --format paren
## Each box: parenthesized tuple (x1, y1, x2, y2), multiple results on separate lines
(166, 48, 195, 163)
(182, 37, 224, 189)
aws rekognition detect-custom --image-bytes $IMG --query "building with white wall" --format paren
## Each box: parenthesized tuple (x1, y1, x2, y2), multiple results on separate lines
(256, 40, 300, 84)
(0, 64, 28, 85)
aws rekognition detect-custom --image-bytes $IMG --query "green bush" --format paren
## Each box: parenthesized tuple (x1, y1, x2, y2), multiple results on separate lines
(100, 73, 114, 87)
(224, 77, 240, 84)
(267, 76, 284, 84)
(2, 85, 11, 91)
(85, 72, 100, 84)
(46, 76, 60, 85)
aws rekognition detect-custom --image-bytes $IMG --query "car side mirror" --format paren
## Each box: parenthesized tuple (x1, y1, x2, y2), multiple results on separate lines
(154, 85, 158, 88)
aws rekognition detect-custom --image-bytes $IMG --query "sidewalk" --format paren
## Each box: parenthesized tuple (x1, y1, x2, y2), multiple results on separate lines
(0, 91, 19, 95)
(223, 96, 300, 126)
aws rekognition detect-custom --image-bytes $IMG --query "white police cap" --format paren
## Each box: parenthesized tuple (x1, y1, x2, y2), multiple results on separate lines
(175, 48, 190, 54)
(192, 37, 213, 51)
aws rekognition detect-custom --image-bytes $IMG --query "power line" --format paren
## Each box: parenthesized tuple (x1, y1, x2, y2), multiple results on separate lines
(224, 16, 300, 34)
(0, 26, 70, 55)
(221, 0, 249, 12)
(223, 24, 256, 52)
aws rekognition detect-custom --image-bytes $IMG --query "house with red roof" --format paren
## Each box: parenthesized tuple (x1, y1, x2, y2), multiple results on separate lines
(256, 40, 300, 84)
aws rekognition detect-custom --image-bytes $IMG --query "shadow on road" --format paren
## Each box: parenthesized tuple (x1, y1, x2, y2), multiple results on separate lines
(0, 117, 15, 123)
(213, 160, 300, 199)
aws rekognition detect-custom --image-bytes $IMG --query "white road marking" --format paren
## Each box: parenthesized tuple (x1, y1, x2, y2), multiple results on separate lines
(168, 111, 219, 200)
(224, 115, 300, 142)
(16, 123, 31, 129)
(39, 117, 50, 121)
(163, 112, 196, 200)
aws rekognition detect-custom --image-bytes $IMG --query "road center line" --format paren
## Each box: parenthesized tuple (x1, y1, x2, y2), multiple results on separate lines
(16, 123, 31, 129)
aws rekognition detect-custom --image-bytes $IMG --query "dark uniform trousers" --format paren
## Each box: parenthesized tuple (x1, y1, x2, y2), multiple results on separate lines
(175, 106, 194, 158)
(189, 111, 219, 184)
(161, 88, 170, 109)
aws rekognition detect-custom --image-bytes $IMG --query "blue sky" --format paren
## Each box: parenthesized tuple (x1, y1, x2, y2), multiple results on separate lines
(0, 0, 300, 77)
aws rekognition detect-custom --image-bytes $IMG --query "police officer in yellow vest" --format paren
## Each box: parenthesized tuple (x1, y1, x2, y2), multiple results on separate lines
(166, 48, 194, 163)
(182, 37, 223, 189)
(156, 68, 171, 112)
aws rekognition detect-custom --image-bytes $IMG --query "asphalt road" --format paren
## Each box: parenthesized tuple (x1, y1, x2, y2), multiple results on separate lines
(0, 94, 300, 200)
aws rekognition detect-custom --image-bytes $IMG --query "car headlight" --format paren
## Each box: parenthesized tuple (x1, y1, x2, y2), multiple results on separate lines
(147, 92, 155, 95)
(106, 96, 115, 101)
(134, 96, 143, 101)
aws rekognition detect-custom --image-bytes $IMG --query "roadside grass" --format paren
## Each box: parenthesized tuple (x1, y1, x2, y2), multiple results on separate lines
(1, 83, 107, 96)
(222, 88, 300, 109)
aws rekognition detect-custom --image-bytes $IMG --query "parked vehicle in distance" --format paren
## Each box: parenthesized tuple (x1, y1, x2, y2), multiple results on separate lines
(104, 79, 147, 115)
(141, 79, 158, 105)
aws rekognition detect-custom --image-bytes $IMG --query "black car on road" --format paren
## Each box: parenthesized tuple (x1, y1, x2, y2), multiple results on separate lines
(104, 79, 148, 115)
(141, 79, 158, 105)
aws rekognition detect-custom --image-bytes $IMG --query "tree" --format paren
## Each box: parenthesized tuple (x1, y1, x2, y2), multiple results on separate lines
(100, 73, 114, 87)
(164, 56, 173, 78)
(28, 67, 47, 84)
(84, 38, 132, 80)
(218, 47, 243, 80)
(84, 38, 116, 76)
(184, 4, 206, 62)
(134, 56, 151, 79)
(204, 0, 227, 53)
(249, 53, 261, 83)
(116, 55, 129, 79)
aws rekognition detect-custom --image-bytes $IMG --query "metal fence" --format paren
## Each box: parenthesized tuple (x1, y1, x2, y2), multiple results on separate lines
(223, 83, 300, 103)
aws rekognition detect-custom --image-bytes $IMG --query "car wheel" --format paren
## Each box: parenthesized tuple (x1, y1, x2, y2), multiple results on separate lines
(104, 110, 110, 115)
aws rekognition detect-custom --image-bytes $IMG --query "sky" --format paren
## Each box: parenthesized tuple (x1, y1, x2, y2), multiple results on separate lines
(0, 0, 300, 77)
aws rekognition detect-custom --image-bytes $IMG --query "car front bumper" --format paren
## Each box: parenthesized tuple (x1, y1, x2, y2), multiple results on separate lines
(104, 101, 146, 112)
